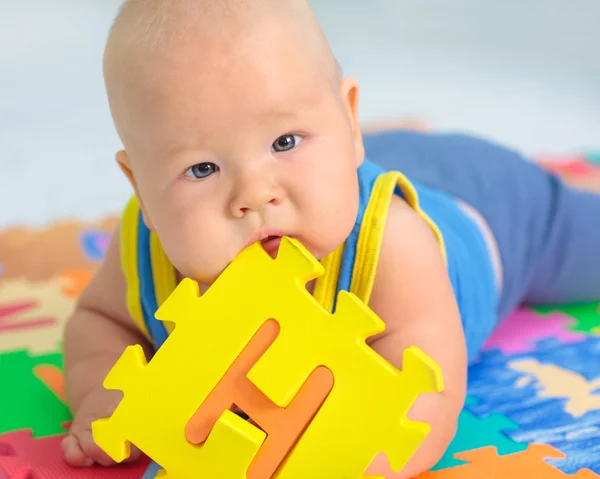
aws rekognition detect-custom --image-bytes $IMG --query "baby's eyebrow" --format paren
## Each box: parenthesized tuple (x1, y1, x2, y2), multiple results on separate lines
(258, 102, 315, 125)
(158, 142, 214, 163)
(268, 107, 302, 121)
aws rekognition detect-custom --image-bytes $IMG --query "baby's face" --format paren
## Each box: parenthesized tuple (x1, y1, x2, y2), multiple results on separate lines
(118, 29, 364, 285)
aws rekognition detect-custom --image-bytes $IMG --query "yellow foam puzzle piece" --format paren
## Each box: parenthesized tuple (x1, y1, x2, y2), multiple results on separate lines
(92, 237, 443, 478)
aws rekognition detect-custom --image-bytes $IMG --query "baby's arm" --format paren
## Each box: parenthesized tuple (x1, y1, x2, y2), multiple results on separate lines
(364, 196, 467, 478)
(61, 224, 154, 466)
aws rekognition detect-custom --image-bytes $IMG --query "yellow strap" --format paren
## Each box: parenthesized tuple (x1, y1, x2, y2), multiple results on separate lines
(312, 243, 344, 313)
(150, 231, 177, 334)
(120, 196, 152, 342)
(350, 171, 447, 305)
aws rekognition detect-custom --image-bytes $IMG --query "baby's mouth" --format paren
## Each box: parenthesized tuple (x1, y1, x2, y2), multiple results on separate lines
(260, 235, 283, 257)
(261, 235, 278, 242)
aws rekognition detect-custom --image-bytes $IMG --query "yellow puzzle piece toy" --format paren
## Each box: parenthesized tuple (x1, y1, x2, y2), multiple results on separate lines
(92, 237, 444, 478)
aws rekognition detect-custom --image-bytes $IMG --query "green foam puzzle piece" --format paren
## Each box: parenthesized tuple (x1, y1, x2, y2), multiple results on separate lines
(430, 396, 527, 471)
(0, 349, 71, 437)
(584, 151, 600, 165)
(533, 302, 600, 335)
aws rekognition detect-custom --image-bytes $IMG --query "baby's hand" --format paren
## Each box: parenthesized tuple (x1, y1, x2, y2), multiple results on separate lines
(61, 385, 142, 467)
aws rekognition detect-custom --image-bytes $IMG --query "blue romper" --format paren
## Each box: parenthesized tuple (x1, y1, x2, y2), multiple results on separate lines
(120, 156, 498, 364)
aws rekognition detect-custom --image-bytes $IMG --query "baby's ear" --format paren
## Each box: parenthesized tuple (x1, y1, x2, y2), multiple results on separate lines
(116, 150, 155, 231)
(340, 77, 365, 167)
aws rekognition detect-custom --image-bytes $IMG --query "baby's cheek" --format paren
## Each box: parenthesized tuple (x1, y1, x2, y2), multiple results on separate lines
(173, 222, 232, 283)
(154, 217, 198, 272)
(324, 183, 357, 229)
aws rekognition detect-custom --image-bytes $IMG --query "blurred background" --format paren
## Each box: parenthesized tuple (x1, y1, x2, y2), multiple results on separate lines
(1, 0, 599, 229)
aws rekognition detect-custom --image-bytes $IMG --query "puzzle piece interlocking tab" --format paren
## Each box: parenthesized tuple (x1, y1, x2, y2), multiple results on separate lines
(92, 236, 443, 478)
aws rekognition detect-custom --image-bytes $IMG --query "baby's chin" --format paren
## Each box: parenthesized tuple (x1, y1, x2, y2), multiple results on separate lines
(173, 265, 223, 292)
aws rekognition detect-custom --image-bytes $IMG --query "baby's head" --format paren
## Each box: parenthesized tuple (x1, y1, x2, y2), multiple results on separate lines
(104, 0, 365, 285)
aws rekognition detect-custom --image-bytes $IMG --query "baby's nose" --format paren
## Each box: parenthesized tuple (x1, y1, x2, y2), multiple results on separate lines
(236, 195, 278, 215)
(230, 180, 279, 217)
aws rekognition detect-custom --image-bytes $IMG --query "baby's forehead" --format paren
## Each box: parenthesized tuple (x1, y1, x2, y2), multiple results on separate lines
(120, 46, 330, 144)
(130, 25, 332, 107)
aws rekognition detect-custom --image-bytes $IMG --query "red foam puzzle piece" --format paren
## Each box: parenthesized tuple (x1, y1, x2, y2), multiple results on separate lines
(0, 426, 150, 479)
(538, 156, 596, 177)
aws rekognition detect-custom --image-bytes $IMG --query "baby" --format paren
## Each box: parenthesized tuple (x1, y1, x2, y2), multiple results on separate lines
(60, 0, 600, 477)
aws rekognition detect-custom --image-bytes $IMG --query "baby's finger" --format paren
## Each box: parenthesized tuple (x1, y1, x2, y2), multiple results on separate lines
(61, 435, 94, 467)
(79, 430, 143, 466)
(122, 445, 143, 464)
(78, 430, 119, 467)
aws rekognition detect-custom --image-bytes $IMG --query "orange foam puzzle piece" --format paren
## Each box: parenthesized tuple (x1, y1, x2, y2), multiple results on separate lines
(417, 444, 599, 478)
(186, 319, 334, 479)
(33, 365, 66, 404)
(60, 269, 94, 297)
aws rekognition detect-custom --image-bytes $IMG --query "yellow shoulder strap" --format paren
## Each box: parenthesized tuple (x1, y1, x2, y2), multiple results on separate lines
(312, 244, 344, 313)
(149, 230, 177, 334)
(120, 196, 152, 341)
(350, 171, 447, 305)
(120, 196, 178, 338)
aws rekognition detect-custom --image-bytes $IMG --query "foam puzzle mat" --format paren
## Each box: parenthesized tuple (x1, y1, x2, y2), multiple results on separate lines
(1, 138, 599, 478)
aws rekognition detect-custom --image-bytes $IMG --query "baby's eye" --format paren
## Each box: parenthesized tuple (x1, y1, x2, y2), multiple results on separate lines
(184, 162, 219, 179)
(271, 134, 303, 153)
